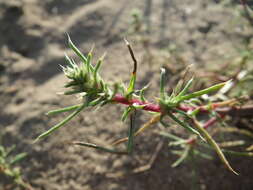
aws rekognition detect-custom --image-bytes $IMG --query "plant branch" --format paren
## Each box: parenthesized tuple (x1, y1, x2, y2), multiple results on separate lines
(112, 94, 253, 117)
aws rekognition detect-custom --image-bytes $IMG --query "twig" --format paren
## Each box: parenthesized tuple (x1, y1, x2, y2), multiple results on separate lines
(132, 141, 164, 173)
(113, 94, 253, 117)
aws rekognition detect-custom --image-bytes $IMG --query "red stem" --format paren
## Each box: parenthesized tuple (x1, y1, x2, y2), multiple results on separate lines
(113, 94, 251, 129)
(113, 94, 246, 145)
(113, 94, 222, 113)
(203, 114, 225, 129)
(203, 117, 218, 129)
(113, 94, 161, 112)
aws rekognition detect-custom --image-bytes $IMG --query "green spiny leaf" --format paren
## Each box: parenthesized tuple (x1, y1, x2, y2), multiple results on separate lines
(172, 108, 192, 120)
(140, 83, 150, 102)
(126, 73, 136, 97)
(109, 83, 119, 100)
(86, 52, 93, 75)
(67, 34, 87, 63)
(93, 55, 105, 85)
(179, 80, 230, 102)
(193, 120, 238, 175)
(121, 106, 134, 122)
(46, 104, 82, 116)
(88, 97, 103, 107)
(158, 131, 184, 141)
(160, 68, 166, 100)
(177, 77, 194, 97)
(167, 111, 201, 137)
(200, 142, 253, 157)
(10, 153, 27, 165)
(172, 146, 190, 167)
(127, 111, 136, 153)
(35, 103, 87, 142)
(64, 81, 79, 88)
(194, 149, 213, 160)
(64, 53, 76, 68)
(64, 89, 82, 95)
(6, 145, 16, 157)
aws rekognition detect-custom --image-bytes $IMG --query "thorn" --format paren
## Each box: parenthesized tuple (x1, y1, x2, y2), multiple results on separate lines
(124, 38, 137, 74)
(56, 92, 64, 95)
(124, 38, 130, 46)
(59, 64, 65, 70)
(66, 32, 71, 43)
(89, 43, 95, 54)
(100, 52, 107, 61)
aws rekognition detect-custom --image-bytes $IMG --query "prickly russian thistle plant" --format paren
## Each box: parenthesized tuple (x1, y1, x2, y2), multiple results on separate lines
(35, 35, 253, 175)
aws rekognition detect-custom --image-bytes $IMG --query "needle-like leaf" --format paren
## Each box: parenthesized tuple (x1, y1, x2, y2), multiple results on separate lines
(193, 119, 239, 175)
(127, 111, 136, 153)
(179, 80, 230, 102)
(158, 131, 184, 141)
(127, 74, 136, 97)
(73, 141, 127, 154)
(200, 142, 253, 157)
(35, 103, 87, 142)
(10, 153, 27, 165)
(172, 146, 190, 167)
(167, 111, 201, 137)
(194, 149, 213, 160)
(121, 106, 134, 122)
(67, 34, 87, 63)
(160, 68, 166, 100)
(46, 104, 82, 115)
(139, 83, 150, 102)
(177, 77, 194, 97)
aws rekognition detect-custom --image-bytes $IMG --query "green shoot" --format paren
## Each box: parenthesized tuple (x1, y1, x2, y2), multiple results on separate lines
(0, 142, 31, 189)
(36, 35, 252, 176)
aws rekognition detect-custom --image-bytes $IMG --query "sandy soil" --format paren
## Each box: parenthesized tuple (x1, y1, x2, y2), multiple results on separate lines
(0, 0, 253, 189)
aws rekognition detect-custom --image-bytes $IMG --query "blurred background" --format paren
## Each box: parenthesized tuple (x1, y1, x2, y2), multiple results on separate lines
(0, 0, 252, 189)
